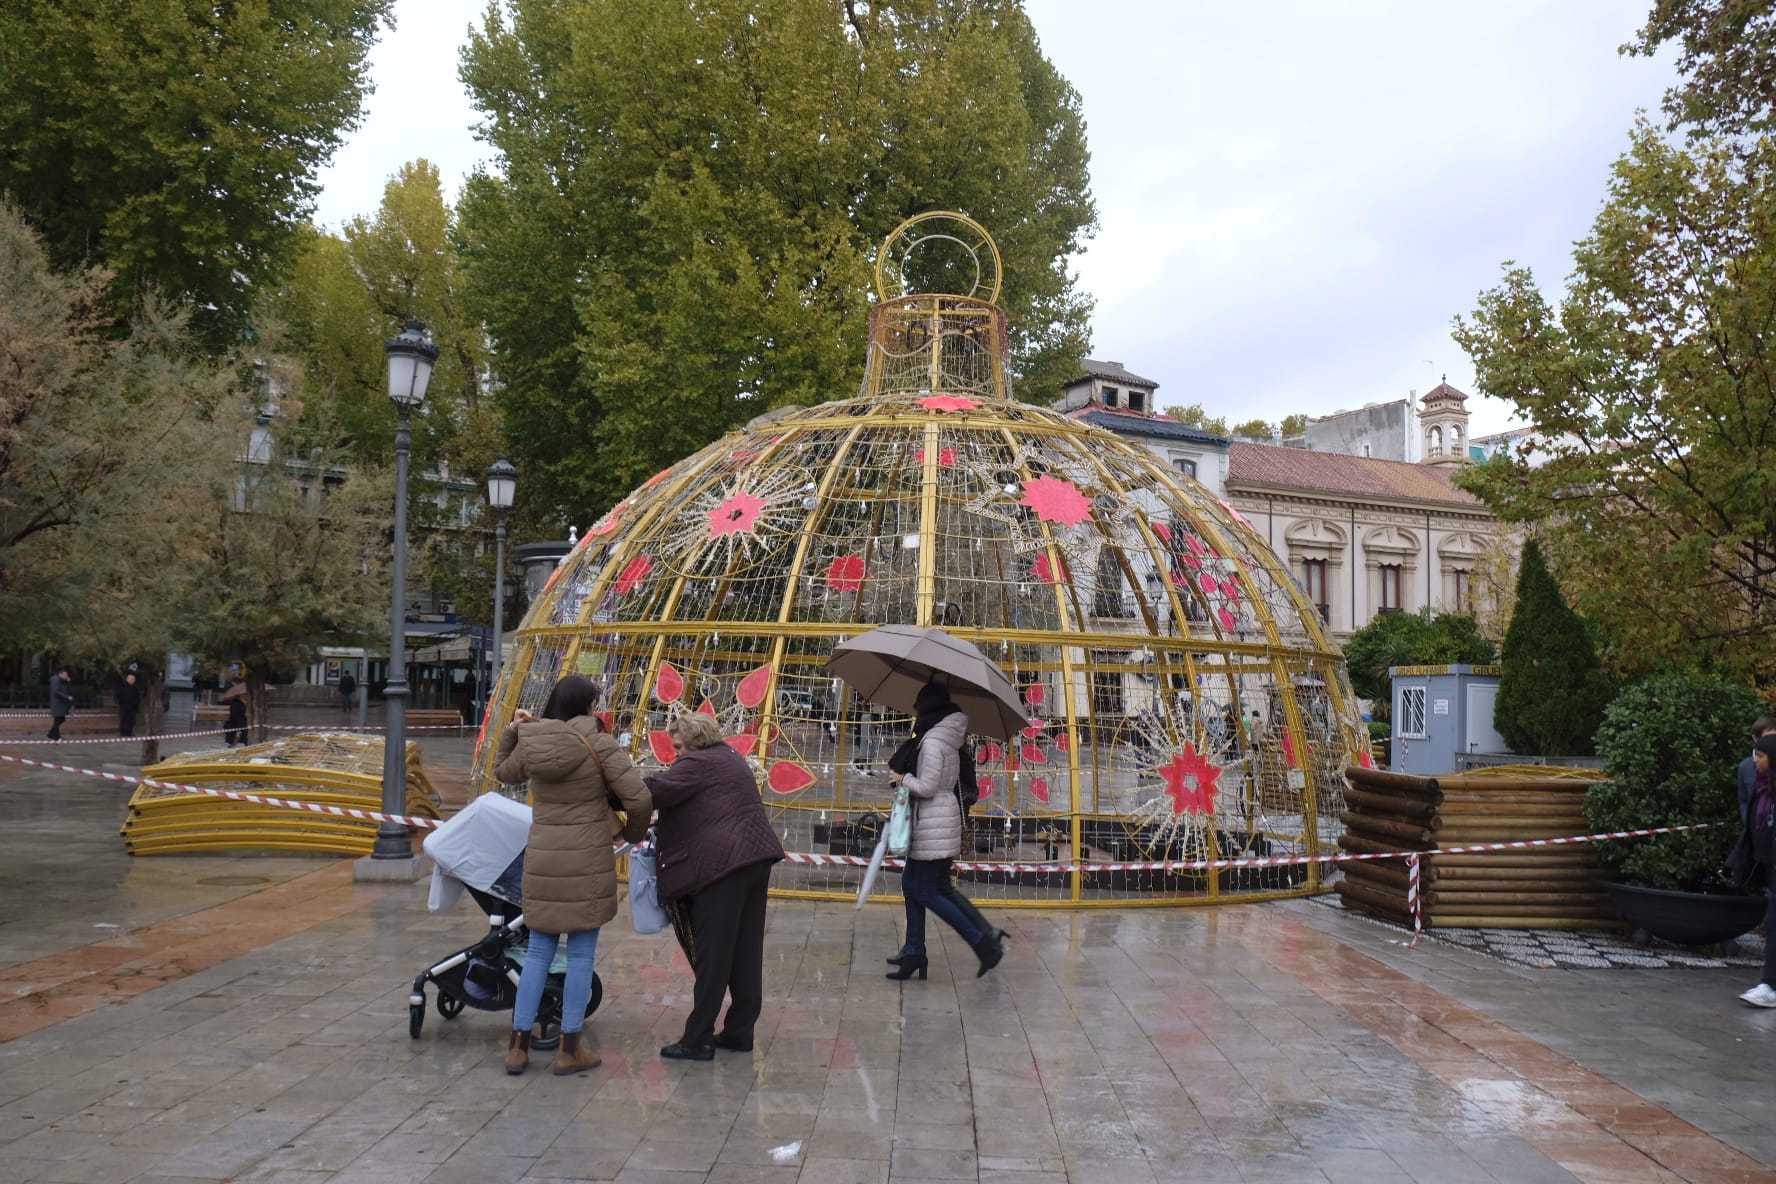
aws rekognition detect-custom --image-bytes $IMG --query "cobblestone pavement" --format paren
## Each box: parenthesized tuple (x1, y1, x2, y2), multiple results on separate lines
(2, 727, 1775, 1184)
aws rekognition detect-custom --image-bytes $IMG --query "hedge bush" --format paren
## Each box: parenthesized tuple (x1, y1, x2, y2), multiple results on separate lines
(1585, 676, 1765, 890)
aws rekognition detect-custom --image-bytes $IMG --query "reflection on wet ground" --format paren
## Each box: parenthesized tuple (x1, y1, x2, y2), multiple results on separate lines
(2, 727, 1775, 1182)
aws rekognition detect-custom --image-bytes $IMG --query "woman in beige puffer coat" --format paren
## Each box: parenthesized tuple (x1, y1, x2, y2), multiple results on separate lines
(493, 675, 651, 1076)
(885, 683, 1005, 981)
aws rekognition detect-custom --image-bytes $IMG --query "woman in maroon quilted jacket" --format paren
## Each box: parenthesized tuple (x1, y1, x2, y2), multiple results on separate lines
(645, 711, 784, 1061)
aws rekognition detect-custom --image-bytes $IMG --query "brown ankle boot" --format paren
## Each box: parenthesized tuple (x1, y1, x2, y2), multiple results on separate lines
(552, 1031, 601, 1075)
(504, 1029, 530, 1075)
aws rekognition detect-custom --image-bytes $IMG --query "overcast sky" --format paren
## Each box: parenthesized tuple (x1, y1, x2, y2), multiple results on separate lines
(313, 0, 1678, 440)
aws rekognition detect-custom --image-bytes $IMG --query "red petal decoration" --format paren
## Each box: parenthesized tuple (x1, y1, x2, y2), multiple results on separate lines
(642, 468, 672, 489)
(1024, 684, 1045, 706)
(825, 553, 867, 593)
(1020, 743, 1046, 765)
(912, 447, 958, 466)
(588, 502, 625, 537)
(1021, 721, 1047, 739)
(1019, 475, 1093, 527)
(596, 712, 614, 734)
(1217, 607, 1238, 631)
(1358, 747, 1374, 769)
(697, 698, 718, 719)
(1056, 733, 1071, 753)
(655, 662, 684, 703)
(1152, 521, 1173, 544)
(767, 762, 816, 794)
(614, 553, 653, 595)
(736, 665, 772, 709)
(919, 394, 979, 412)
(1032, 553, 1068, 585)
(1028, 777, 1051, 804)
(724, 734, 757, 756)
(649, 731, 676, 764)
(976, 777, 994, 803)
(977, 743, 1001, 764)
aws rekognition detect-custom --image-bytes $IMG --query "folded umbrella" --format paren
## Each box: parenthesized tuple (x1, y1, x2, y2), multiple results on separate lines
(825, 624, 1029, 741)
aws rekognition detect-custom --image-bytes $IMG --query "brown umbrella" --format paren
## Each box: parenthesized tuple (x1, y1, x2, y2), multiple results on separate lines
(825, 624, 1030, 741)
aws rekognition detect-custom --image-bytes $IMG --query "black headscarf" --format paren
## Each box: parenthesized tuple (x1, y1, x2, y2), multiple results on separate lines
(888, 682, 958, 775)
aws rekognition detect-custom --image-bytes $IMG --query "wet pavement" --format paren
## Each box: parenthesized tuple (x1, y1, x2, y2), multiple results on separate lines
(2, 723, 1775, 1183)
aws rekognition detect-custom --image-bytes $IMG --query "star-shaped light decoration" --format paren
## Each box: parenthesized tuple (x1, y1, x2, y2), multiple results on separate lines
(919, 394, 979, 413)
(1126, 703, 1249, 863)
(709, 490, 769, 538)
(1020, 475, 1093, 527)
(1157, 745, 1219, 816)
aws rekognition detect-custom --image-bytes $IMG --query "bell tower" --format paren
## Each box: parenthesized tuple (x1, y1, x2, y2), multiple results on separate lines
(1419, 378, 1470, 466)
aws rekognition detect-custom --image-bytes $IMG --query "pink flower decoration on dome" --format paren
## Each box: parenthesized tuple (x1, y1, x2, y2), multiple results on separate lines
(1280, 729, 1316, 769)
(1158, 744, 1219, 816)
(1215, 497, 1254, 528)
(614, 554, 653, 595)
(913, 446, 957, 466)
(1020, 476, 1092, 527)
(708, 490, 769, 538)
(1357, 746, 1374, 769)
(1028, 777, 1051, 804)
(642, 468, 673, 490)
(767, 762, 816, 794)
(920, 395, 979, 413)
(825, 553, 867, 593)
(1217, 607, 1238, 631)
(1151, 521, 1173, 544)
(1032, 553, 1068, 585)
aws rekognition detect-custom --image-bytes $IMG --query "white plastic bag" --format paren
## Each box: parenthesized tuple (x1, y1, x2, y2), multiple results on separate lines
(885, 788, 912, 857)
(628, 845, 668, 934)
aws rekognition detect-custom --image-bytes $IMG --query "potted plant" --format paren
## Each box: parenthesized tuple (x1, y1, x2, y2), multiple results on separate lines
(1586, 675, 1767, 945)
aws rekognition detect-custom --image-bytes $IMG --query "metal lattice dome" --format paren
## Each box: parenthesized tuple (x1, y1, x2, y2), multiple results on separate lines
(475, 213, 1366, 906)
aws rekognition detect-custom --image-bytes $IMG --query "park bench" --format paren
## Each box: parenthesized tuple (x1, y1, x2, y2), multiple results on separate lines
(405, 708, 465, 730)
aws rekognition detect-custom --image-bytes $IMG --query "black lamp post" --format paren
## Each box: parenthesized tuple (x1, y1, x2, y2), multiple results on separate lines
(485, 457, 517, 715)
(373, 320, 437, 861)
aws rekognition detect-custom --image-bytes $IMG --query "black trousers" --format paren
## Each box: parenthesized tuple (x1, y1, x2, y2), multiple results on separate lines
(119, 710, 137, 737)
(224, 702, 247, 746)
(681, 859, 773, 1046)
(47, 714, 66, 740)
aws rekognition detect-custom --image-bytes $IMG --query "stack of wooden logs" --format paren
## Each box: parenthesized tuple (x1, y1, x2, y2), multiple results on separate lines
(1336, 765, 1618, 929)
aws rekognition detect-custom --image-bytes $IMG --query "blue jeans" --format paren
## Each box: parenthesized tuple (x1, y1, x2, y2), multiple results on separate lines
(900, 858, 983, 955)
(512, 928, 598, 1035)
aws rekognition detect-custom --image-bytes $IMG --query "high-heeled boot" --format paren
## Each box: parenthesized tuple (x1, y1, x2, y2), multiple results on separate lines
(885, 947, 925, 967)
(552, 1030, 602, 1075)
(971, 932, 1004, 978)
(885, 955, 928, 981)
(504, 1029, 530, 1075)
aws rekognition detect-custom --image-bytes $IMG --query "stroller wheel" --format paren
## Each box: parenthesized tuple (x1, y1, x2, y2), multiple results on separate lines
(408, 1003, 424, 1039)
(437, 993, 465, 1020)
(586, 972, 604, 1018)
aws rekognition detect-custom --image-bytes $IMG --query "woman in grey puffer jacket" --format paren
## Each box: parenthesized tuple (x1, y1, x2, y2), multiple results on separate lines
(885, 683, 1004, 981)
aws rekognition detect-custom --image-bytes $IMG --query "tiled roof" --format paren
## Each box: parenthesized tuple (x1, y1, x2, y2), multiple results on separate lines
(1421, 380, 1468, 405)
(1069, 407, 1229, 446)
(1070, 358, 1160, 388)
(1226, 441, 1484, 508)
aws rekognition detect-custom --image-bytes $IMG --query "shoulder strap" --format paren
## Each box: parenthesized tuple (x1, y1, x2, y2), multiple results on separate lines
(571, 727, 608, 778)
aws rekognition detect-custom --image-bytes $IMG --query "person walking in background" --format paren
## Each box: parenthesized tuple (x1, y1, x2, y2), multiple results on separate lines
(220, 670, 249, 747)
(645, 711, 784, 1061)
(494, 674, 651, 1075)
(884, 682, 1004, 982)
(1737, 733, 1776, 1008)
(117, 671, 142, 737)
(47, 666, 73, 740)
(338, 669, 356, 716)
(1737, 717, 1776, 839)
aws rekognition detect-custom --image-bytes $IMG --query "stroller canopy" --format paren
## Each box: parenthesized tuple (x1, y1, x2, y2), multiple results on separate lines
(424, 792, 531, 912)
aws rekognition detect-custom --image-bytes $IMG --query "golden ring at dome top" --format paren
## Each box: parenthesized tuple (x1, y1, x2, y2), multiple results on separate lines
(874, 210, 1003, 305)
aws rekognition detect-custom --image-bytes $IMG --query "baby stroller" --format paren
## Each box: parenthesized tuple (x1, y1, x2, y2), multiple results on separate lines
(408, 793, 603, 1048)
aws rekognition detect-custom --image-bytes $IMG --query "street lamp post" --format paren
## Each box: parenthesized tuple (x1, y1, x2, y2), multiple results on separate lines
(373, 320, 437, 861)
(485, 458, 517, 719)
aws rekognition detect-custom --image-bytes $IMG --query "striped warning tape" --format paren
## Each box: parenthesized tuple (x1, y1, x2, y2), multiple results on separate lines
(0, 752, 1715, 944)
(0, 723, 470, 746)
(0, 752, 444, 830)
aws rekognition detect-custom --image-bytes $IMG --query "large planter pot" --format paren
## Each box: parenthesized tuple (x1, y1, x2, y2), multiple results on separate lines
(1602, 880, 1766, 947)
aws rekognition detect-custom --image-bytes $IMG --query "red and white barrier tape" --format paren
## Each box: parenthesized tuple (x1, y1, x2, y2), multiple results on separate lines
(0, 722, 470, 747)
(0, 752, 442, 830)
(0, 751, 1715, 944)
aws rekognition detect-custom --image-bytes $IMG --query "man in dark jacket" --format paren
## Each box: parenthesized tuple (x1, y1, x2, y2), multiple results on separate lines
(117, 672, 142, 737)
(644, 711, 784, 1061)
(48, 666, 74, 740)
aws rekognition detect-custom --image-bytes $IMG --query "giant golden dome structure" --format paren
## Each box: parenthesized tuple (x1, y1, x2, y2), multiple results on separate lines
(474, 213, 1367, 906)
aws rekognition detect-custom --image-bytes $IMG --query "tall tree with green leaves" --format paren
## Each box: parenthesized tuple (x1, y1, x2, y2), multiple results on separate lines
(1493, 539, 1612, 757)
(457, 0, 1096, 520)
(1627, 0, 1776, 139)
(1161, 404, 1231, 435)
(1454, 122, 1776, 682)
(0, 201, 233, 667)
(0, 0, 393, 345)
